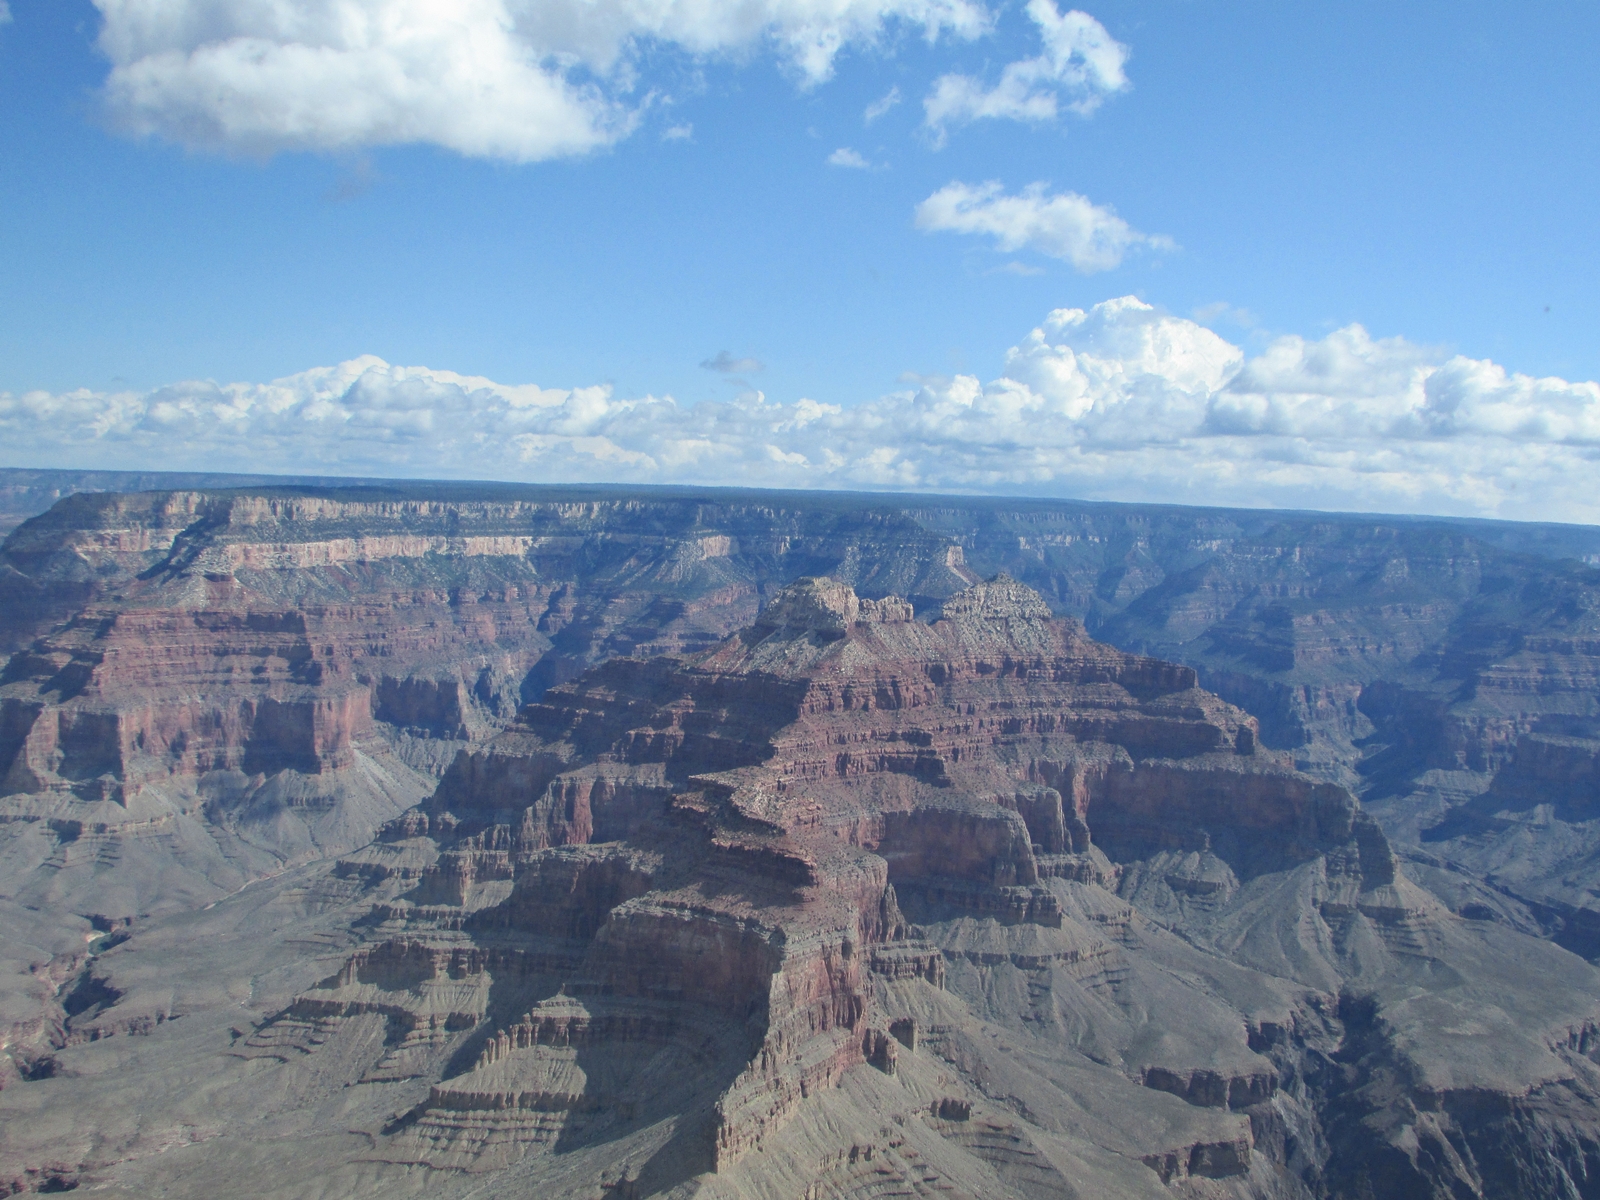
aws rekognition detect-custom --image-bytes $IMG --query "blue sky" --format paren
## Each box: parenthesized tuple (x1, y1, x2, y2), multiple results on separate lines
(1, 1, 1598, 521)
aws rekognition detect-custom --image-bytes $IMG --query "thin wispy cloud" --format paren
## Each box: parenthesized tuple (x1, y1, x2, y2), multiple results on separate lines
(90, 0, 990, 161)
(701, 351, 765, 374)
(7, 299, 1600, 523)
(914, 181, 1171, 273)
(828, 147, 872, 169)
(662, 123, 694, 142)
(924, 0, 1128, 145)
(864, 86, 902, 123)
(993, 261, 1046, 276)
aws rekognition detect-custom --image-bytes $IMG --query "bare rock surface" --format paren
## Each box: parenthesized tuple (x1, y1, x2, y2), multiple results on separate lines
(7, 574, 1600, 1198)
(7, 477, 1600, 1195)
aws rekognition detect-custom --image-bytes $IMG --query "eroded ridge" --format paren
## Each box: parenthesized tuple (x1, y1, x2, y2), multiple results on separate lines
(257, 573, 1443, 1192)
(0, 489, 973, 879)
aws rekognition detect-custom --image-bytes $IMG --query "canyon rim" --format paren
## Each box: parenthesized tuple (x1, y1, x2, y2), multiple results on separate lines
(3, 477, 1600, 1196)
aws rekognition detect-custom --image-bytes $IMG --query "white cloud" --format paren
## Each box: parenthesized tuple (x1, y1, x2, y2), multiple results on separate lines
(864, 85, 901, 122)
(0, 3, 12, 26)
(662, 122, 694, 141)
(90, 0, 990, 160)
(8, 298, 1600, 524)
(828, 146, 871, 168)
(914, 180, 1171, 273)
(923, 0, 1126, 144)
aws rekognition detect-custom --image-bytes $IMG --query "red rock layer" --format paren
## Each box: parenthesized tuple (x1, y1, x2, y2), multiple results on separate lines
(0, 489, 973, 814)
(284, 574, 1386, 1171)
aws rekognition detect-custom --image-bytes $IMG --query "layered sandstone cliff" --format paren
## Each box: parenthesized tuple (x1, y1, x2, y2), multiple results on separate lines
(0, 485, 983, 1102)
(133, 574, 1591, 1200)
(7, 481, 1600, 1197)
(0, 487, 981, 907)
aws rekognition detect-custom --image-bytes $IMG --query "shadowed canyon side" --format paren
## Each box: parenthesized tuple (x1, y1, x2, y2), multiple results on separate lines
(0, 488, 982, 887)
(6, 482, 1600, 1195)
(10, 575, 1600, 1197)
(0, 486, 983, 1099)
(7, 478, 1600, 960)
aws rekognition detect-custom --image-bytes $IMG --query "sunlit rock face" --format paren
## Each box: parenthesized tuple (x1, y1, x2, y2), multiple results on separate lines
(207, 572, 1599, 1200)
(0, 488, 979, 927)
(8, 483, 1600, 1197)
(6, 480, 1600, 951)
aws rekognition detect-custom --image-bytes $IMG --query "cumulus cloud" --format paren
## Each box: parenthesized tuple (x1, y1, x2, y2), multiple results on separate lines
(7, 298, 1600, 523)
(924, 0, 1126, 143)
(701, 351, 764, 374)
(91, 0, 990, 160)
(914, 181, 1171, 273)
(828, 146, 872, 168)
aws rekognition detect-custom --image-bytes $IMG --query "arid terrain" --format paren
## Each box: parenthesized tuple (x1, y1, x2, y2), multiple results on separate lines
(4, 471, 1600, 1197)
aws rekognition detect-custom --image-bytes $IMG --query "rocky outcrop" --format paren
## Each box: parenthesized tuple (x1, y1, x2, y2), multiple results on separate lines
(8, 478, 1600, 1196)
(222, 573, 1551, 1198)
(0, 487, 982, 930)
(7, 478, 1600, 946)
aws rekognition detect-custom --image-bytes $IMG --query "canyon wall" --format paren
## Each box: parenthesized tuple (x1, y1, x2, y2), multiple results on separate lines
(5, 475, 1600, 1196)
(5, 479, 1600, 950)
(10, 575, 1581, 1198)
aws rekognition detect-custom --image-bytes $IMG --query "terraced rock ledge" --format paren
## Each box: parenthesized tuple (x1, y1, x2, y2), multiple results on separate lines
(196, 575, 1600, 1197)
(8, 559, 1600, 1197)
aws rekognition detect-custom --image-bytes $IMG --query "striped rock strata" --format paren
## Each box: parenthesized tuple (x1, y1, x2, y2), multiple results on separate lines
(271, 574, 1398, 1184)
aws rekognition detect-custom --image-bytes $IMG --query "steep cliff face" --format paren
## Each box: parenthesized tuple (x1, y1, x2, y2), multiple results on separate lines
(0, 487, 980, 920)
(0, 485, 986, 1107)
(907, 505, 1600, 945)
(6, 480, 1600, 1196)
(56, 576, 1554, 1199)
(6, 484, 1599, 862)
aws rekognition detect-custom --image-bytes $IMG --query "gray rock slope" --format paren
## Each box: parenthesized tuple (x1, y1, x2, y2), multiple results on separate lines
(3, 476, 1600, 1196)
